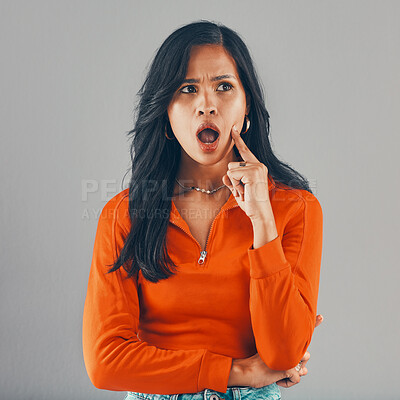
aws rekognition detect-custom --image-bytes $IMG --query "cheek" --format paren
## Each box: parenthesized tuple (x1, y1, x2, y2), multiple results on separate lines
(221, 95, 246, 118)
(169, 101, 190, 123)
(167, 104, 195, 147)
(168, 105, 184, 130)
(231, 94, 247, 111)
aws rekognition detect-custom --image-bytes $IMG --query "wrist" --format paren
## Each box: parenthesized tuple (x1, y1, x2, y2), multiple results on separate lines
(249, 199, 274, 223)
(250, 218, 278, 249)
(250, 215, 275, 227)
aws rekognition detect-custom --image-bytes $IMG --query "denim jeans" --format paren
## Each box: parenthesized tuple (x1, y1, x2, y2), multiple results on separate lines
(124, 382, 281, 400)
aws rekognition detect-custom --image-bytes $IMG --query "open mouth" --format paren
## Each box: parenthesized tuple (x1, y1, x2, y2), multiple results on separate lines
(197, 128, 220, 144)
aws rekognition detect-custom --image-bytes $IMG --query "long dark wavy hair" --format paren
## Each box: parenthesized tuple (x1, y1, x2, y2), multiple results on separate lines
(107, 20, 313, 283)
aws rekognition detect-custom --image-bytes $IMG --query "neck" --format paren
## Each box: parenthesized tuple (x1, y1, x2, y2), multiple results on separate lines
(175, 150, 240, 192)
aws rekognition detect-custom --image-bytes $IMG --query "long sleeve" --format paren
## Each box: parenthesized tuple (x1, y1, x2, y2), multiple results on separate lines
(247, 191, 323, 371)
(82, 198, 233, 394)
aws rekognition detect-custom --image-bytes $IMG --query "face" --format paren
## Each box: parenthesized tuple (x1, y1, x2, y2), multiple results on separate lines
(167, 44, 250, 164)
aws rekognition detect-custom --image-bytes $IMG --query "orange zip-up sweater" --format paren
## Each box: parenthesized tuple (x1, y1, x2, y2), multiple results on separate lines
(82, 175, 323, 395)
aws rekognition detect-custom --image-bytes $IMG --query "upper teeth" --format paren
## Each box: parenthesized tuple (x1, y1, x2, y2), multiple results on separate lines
(199, 128, 217, 134)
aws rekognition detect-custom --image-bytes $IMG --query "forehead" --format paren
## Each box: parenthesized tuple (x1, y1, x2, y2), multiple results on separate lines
(186, 44, 238, 77)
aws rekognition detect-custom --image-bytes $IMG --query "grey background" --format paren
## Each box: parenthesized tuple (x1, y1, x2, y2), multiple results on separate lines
(1, 1, 399, 399)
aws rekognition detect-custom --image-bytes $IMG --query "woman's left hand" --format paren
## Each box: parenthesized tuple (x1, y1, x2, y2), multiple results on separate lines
(222, 124, 272, 221)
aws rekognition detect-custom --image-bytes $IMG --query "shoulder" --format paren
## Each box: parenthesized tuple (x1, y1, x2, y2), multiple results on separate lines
(100, 188, 130, 233)
(272, 184, 323, 223)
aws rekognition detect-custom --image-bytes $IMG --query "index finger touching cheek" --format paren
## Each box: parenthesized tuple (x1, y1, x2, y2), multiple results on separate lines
(231, 124, 259, 164)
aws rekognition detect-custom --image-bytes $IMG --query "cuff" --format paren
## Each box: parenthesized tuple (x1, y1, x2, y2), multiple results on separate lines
(248, 234, 290, 279)
(197, 350, 233, 392)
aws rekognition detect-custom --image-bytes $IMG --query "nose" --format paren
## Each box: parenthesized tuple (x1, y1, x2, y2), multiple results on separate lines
(196, 90, 217, 115)
(198, 108, 216, 115)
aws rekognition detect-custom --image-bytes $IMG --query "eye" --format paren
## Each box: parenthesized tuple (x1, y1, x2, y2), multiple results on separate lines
(179, 82, 234, 94)
(217, 82, 233, 91)
(179, 85, 196, 94)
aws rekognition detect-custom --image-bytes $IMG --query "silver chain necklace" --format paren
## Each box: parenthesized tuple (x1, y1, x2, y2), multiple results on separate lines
(174, 177, 227, 195)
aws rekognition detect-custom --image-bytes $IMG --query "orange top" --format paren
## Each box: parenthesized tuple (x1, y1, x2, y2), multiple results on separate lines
(82, 176, 323, 395)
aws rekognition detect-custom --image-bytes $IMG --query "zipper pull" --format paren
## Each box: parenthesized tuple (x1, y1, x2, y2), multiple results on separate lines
(198, 250, 207, 265)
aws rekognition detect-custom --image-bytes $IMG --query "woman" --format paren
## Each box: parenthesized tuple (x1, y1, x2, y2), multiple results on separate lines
(82, 20, 324, 400)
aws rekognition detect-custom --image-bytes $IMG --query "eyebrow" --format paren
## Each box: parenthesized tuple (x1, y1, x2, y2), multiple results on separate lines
(182, 74, 237, 84)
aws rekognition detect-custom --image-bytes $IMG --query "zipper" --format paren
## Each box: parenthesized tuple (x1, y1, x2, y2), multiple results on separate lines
(197, 211, 220, 265)
(170, 202, 239, 266)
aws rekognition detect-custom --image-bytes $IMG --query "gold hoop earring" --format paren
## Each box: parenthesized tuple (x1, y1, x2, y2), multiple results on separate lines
(164, 124, 175, 140)
(242, 114, 250, 134)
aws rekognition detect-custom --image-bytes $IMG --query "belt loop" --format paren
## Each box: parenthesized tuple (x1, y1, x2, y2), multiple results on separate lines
(232, 387, 241, 400)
